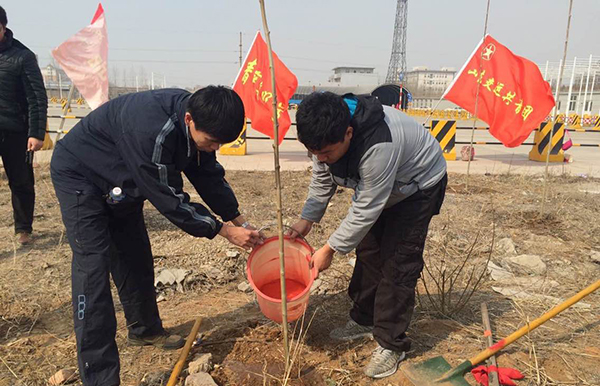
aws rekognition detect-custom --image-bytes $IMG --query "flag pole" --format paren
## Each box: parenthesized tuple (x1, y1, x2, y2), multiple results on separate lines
(55, 83, 76, 142)
(465, 0, 491, 190)
(541, 0, 573, 214)
(258, 0, 290, 373)
(581, 54, 593, 117)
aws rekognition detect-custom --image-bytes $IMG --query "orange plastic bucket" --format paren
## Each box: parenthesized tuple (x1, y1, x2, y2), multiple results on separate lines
(246, 235, 316, 323)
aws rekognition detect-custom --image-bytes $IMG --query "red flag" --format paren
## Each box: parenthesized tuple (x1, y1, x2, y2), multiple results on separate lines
(443, 35, 555, 147)
(233, 32, 298, 144)
(52, 3, 108, 110)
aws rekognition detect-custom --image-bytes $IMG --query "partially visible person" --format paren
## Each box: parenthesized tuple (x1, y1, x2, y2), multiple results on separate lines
(0, 5, 48, 245)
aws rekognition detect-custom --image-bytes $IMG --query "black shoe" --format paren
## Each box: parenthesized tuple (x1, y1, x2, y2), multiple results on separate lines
(128, 330, 185, 350)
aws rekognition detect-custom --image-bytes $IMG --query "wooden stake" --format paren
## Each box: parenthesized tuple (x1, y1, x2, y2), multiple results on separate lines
(258, 0, 290, 372)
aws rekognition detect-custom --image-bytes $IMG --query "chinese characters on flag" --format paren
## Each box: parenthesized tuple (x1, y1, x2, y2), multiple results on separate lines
(443, 35, 555, 147)
(52, 3, 109, 110)
(233, 32, 298, 144)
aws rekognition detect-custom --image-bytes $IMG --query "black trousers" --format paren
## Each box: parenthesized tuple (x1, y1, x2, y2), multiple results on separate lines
(0, 131, 35, 233)
(349, 174, 447, 352)
(51, 147, 163, 386)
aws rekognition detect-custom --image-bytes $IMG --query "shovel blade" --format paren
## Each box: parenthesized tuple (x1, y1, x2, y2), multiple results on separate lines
(400, 356, 471, 386)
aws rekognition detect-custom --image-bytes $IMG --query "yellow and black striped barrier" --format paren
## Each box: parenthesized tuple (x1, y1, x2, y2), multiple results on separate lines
(569, 114, 581, 129)
(219, 119, 247, 156)
(593, 116, 600, 131)
(60, 100, 72, 113)
(48, 115, 80, 119)
(429, 120, 456, 161)
(529, 121, 564, 162)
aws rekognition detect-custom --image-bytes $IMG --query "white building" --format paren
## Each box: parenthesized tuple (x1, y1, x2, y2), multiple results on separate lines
(328, 66, 379, 87)
(404, 67, 456, 97)
(41, 64, 73, 98)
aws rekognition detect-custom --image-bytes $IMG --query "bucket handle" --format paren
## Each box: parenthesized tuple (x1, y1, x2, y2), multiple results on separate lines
(257, 223, 314, 254)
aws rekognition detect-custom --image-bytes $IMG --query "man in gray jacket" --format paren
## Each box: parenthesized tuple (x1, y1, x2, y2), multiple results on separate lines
(290, 92, 447, 379)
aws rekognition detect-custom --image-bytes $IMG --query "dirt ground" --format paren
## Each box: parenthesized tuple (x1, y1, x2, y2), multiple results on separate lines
(0, 165, 599, 386)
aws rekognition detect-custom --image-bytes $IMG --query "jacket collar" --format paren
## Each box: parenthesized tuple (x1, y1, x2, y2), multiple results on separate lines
(177, 94, 196, 158)
(329, 94, 385, 179)
(0, 28, 14, 52)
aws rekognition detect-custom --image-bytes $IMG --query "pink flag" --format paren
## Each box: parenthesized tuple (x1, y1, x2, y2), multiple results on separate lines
(52, 3, 108, 110)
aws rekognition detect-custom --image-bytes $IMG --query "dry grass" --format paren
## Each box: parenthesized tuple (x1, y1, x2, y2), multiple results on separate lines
(0, 166, 599, 385)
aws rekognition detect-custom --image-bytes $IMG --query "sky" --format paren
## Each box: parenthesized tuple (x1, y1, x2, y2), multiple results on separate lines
(2, 0, 599, 88)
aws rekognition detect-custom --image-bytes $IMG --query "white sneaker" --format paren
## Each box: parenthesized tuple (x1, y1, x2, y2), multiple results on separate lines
(364, 344, 406, 379)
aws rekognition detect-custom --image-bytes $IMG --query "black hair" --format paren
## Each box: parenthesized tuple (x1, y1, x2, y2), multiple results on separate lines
(296, 92, 350, 151)
(0, 6, 7, 27)
(187, 85, 245, 143)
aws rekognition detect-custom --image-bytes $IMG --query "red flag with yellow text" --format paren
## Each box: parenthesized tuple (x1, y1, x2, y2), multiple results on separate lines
(443, 35, 555, 147)
(233, 32, 298, 144)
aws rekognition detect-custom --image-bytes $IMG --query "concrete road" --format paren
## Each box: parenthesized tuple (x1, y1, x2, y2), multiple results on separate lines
(42, 104, 600, 177)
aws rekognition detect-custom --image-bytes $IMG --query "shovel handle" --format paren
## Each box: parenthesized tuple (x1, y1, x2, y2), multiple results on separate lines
(166, 317, 202, 386)
(469, 279, 600, 367)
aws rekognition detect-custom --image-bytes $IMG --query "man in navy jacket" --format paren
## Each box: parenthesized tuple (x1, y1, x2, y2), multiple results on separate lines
(51, 86, 260, 386)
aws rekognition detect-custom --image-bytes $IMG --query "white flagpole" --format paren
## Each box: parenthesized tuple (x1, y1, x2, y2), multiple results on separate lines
(551, 59, 562, 116)
(543, 60, 549, 80)
(59, 72, 63, 99)
(564, 57, 576, 119)
(590, 71, 597, 115)
(581, 54, 592, 116)
(576, 73, 584, 114)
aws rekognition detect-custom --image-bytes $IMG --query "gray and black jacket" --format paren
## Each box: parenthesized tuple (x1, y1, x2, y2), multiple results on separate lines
(0, 28, 48, 139)
(301, 95, 446, 254)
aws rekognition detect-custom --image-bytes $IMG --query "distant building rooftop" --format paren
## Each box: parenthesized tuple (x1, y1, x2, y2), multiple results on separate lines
(332, 66, 376, 72)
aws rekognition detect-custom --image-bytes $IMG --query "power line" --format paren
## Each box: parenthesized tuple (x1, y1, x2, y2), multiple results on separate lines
(108, 59, 238, 64)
